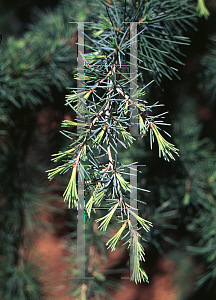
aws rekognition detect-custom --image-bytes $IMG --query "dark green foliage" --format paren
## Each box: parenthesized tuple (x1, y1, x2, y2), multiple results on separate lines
(0, 140, 50, 299)
(0, 0, 89, 130)
(200, 44, 216, 102)
(173, 98, 216, 293)
(1, 0, 216, 299)
(0, 262, 44, 300)
(0, 0, 90, 298)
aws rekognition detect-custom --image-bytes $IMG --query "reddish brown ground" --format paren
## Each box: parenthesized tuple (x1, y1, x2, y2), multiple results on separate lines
(30, 202, 179, 300)
(30, 107, 190, 299)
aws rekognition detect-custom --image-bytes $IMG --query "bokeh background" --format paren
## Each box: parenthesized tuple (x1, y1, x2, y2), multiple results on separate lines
(1, 0, 216, 299)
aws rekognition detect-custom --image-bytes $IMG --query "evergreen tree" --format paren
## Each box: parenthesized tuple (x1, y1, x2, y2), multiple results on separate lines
(47, 0, 199, 297)
(1, 0, 216, 299)
(0, 0, 90, 298)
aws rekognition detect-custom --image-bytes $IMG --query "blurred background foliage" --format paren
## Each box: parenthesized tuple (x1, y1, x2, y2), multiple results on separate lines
(1, 0, 216, 299)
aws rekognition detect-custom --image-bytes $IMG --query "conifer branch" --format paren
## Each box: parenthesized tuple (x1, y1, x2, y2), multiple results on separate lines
(47, 0, 197, 288)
